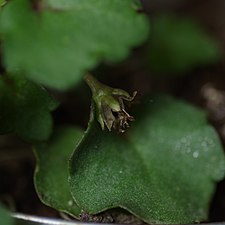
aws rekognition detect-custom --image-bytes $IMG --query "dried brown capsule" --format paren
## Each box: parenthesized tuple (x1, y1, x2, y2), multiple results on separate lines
(84, 74, 136, 133)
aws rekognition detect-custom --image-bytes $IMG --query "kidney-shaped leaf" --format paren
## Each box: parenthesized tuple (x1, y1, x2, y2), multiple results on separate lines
(34, 127, 83, 217)
(0, 0, 149, 89)
(0, 75, 58, 141)
(69, 95, 225, 224)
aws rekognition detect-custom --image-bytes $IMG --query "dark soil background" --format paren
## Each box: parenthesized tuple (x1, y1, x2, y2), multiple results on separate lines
(1, 0, 225, 223)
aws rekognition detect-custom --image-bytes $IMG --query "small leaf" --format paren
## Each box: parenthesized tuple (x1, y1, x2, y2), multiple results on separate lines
(0, 204, 14, 225)
(0, 0, 149, 89)
(34, 127, 83, 217)
(148, 15, 221, 74)
(69, 94, 225, 224)
(0, 75, 58, 141)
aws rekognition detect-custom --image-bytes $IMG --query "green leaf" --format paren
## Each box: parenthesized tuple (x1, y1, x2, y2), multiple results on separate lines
(0, 204, 14, 225)
(0, 0, 149, 89)
(148, 15, 221, 74)
(34, 127, 83, 217)
(43, 0, 142, 10)
(0, 75, 58, 141)
(0, 0, 6, 7)
(69, 95, 225, 224)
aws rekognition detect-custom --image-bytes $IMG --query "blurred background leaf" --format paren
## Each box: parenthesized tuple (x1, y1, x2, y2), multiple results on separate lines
(0, 0, 6, 7)
(148, 15, 221, 75)
(0, 75, 58, 141)
(0, 0, 149, 89)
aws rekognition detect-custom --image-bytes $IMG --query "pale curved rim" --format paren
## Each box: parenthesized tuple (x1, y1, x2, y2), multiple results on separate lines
(12, 213, 90, 225)
(11, 213, 225, 225)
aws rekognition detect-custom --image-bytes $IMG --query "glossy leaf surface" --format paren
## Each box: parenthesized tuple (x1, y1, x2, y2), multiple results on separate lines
(34, 127, 83, 217)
